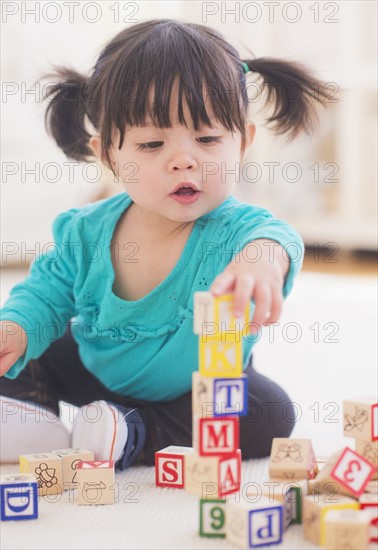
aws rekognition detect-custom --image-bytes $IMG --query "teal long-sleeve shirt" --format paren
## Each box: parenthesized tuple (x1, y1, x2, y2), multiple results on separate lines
(1, 192, 304, 401)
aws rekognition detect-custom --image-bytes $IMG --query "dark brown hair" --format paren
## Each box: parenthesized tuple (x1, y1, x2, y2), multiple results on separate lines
(41, 19, 335, 170)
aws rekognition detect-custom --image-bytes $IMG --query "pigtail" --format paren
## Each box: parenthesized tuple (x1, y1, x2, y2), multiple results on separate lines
(243, 58, 336, 141)
(42, 67, 94, 161)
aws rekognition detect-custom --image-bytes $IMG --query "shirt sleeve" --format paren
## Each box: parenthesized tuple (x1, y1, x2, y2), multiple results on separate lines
(221, 204, 304, 298)
(1, 208, 80, 379)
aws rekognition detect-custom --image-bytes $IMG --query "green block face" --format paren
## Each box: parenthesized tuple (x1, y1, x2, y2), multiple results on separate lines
(199, 499, 226, 538)
(287, 487, 302, 524)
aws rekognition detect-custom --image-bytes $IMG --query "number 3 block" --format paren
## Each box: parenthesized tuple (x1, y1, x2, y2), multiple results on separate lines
(330, 447, 376, 497)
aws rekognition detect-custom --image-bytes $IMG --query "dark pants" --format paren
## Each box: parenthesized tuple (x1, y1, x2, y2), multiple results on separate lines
(0, 323, 295, 466)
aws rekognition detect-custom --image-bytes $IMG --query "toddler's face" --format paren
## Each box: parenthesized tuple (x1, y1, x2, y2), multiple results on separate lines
(92, 79, 255, 231)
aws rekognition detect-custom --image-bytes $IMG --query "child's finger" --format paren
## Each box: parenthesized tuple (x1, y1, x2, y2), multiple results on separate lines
(249, 283, 271, 333)
(265, 287, 283, 324)
(232, 273, 255, 318)
(210, 271, 235, 295)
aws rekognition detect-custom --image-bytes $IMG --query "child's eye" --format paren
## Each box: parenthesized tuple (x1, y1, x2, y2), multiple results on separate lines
(198, 136, 222, 144)
(136, 136, 222, 152)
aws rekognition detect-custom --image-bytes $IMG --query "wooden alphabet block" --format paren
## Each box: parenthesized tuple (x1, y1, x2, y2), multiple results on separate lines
(255, 479, 307, 527)
(19, 452, 63, 496)
(75, 460, 115, 505)
(302, 494, 359, 546)
(0, 474, 38, 521)
(324, 509, 371, 549)
(192, 371, 248, 417)
(343, 398, 378, 442)
(226, 496, 284, 548)
(184, 449, 241, 498)
(197, 416, 239, 456)
(199, 499, 226, 538)
(359, 493, 378, 544)
(355, 439, 378, 480)
(269, 438, 317, 480)
(330, 447, 375, 497)
(155, 446, 193, 489)
(193, 291, 250, 336)
(49, 448, 94, 490)
(198, 333, 243, 378)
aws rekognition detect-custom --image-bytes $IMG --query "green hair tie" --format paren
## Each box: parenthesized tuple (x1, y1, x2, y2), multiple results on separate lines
(242, 62, 250, 74)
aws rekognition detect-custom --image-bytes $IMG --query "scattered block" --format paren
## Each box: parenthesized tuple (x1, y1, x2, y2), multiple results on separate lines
(49, 448, 94, 490)
(184, 449, 241, 498)
(324, 509, 371, 550)
(193, 292, 250, 336)
(155, 446, 193, 489)
(192, 371, 248, 417)
(355, 439, 378, 480)
(75, 461, 115, 505)
(19, 453, 63, 496)
(0, 474, 38, 521)
(198, 333, 243, 378)
(365, 479, 378, 493)
(255, 479, 307, 527)
(195, 416, 239, 456)
(343, 398, 378, 441)
(226, 496, 284, 548)
(199, 499, 226, 538)
(302, 494, 359, 546)
(269, 438, 317, 480)
(330, 447, 375, 497)
(359, 493, 378, 544)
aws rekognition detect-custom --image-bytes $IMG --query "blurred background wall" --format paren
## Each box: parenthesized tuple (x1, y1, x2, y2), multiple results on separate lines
(1, 0, 377, 265)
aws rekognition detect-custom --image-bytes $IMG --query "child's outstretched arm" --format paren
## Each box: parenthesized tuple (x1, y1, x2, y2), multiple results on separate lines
(0, 208, 79, 378)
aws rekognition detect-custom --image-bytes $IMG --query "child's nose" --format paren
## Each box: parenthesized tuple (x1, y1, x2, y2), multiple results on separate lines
(167, 152, 198, 172)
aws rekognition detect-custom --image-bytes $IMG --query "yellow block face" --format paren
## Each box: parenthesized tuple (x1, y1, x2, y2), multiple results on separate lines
(319, 503, 360, 546)
(199, 334, 243, 378)
(194, 292, 250, 337)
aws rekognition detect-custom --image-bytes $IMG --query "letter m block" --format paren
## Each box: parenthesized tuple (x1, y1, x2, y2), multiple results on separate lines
(155, 446, 193, 489)
(199, 417, 239, 456)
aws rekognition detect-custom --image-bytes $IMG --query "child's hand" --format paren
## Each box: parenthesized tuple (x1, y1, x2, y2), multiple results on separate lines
(209, 239, 289, 334)
(0, 321, 28, 376)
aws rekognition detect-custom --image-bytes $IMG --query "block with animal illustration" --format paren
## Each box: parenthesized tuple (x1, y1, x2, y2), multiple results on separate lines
(343, 398, 378, 441)
(198, 332, 243, 378)
(193, 291, 250, 336)
(251, 478, 308, 528)
(355, 439, 378, 480)
(324, 509, 371, 550)
(184, 449, 241, 498)
(199, 498, 226, 538)
(192, 371, 248, 417)
(0, 474, 38, 521)
(49, 448, 94, 490)
(225, 495, 284, 548)
(155, 446, 193, 489)
(75, 460, 115, 505)
(19, 452, 63, 496)
(192, 413, 239, 456)
(302, 493, 360, 546)
(269, 438, 317, 480)
(359, 493, 378, 545)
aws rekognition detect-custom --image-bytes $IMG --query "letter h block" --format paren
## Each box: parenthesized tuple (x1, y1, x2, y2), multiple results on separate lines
(0, 474, 38, 521)
(155, 446, 193, 489)
(226, 497, 284, 548)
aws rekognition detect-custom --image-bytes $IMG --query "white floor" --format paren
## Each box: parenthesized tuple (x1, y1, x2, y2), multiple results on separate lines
(1, 267, 377, 549)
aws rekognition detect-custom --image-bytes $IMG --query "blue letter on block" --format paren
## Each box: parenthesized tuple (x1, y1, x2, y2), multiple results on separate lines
(0, 475, 38, 521)
(213, 376, 248, 416)
(248, 506, 283, 547)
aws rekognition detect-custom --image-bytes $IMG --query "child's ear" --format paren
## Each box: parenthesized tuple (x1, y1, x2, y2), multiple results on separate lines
(89, 135, 101, 159)
(243, 123, 256, 152)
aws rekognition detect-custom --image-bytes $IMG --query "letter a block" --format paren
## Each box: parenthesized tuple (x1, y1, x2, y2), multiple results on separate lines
(199, 499, 226, 538)
(49, 448, 94, 490)
(330, 447, 375, 497)
(193, 292, 250, 336)
(343, 398, 378, 441)
(155, 446, 193, 489)
(184, 449, 241, 498)
(19, 452, 63, 496)
(192, 371, 248, 417)
(75, 461, 115, 505)
(269, 438, 317, 480)
(226, 496, 283, 548)
(0, 474, 38, 521)
(198, 417, 239, 456)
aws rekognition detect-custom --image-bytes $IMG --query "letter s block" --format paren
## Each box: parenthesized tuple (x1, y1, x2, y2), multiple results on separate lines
(155, 446, 193, 489)
(0, 474, 38, 521)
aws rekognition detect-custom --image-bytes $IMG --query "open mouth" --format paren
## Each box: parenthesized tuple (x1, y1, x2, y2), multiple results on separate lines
(174, 187, 197, 196)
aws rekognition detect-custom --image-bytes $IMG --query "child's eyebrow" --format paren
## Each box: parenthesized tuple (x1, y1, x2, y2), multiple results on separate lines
(128, 119, 221, 130)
